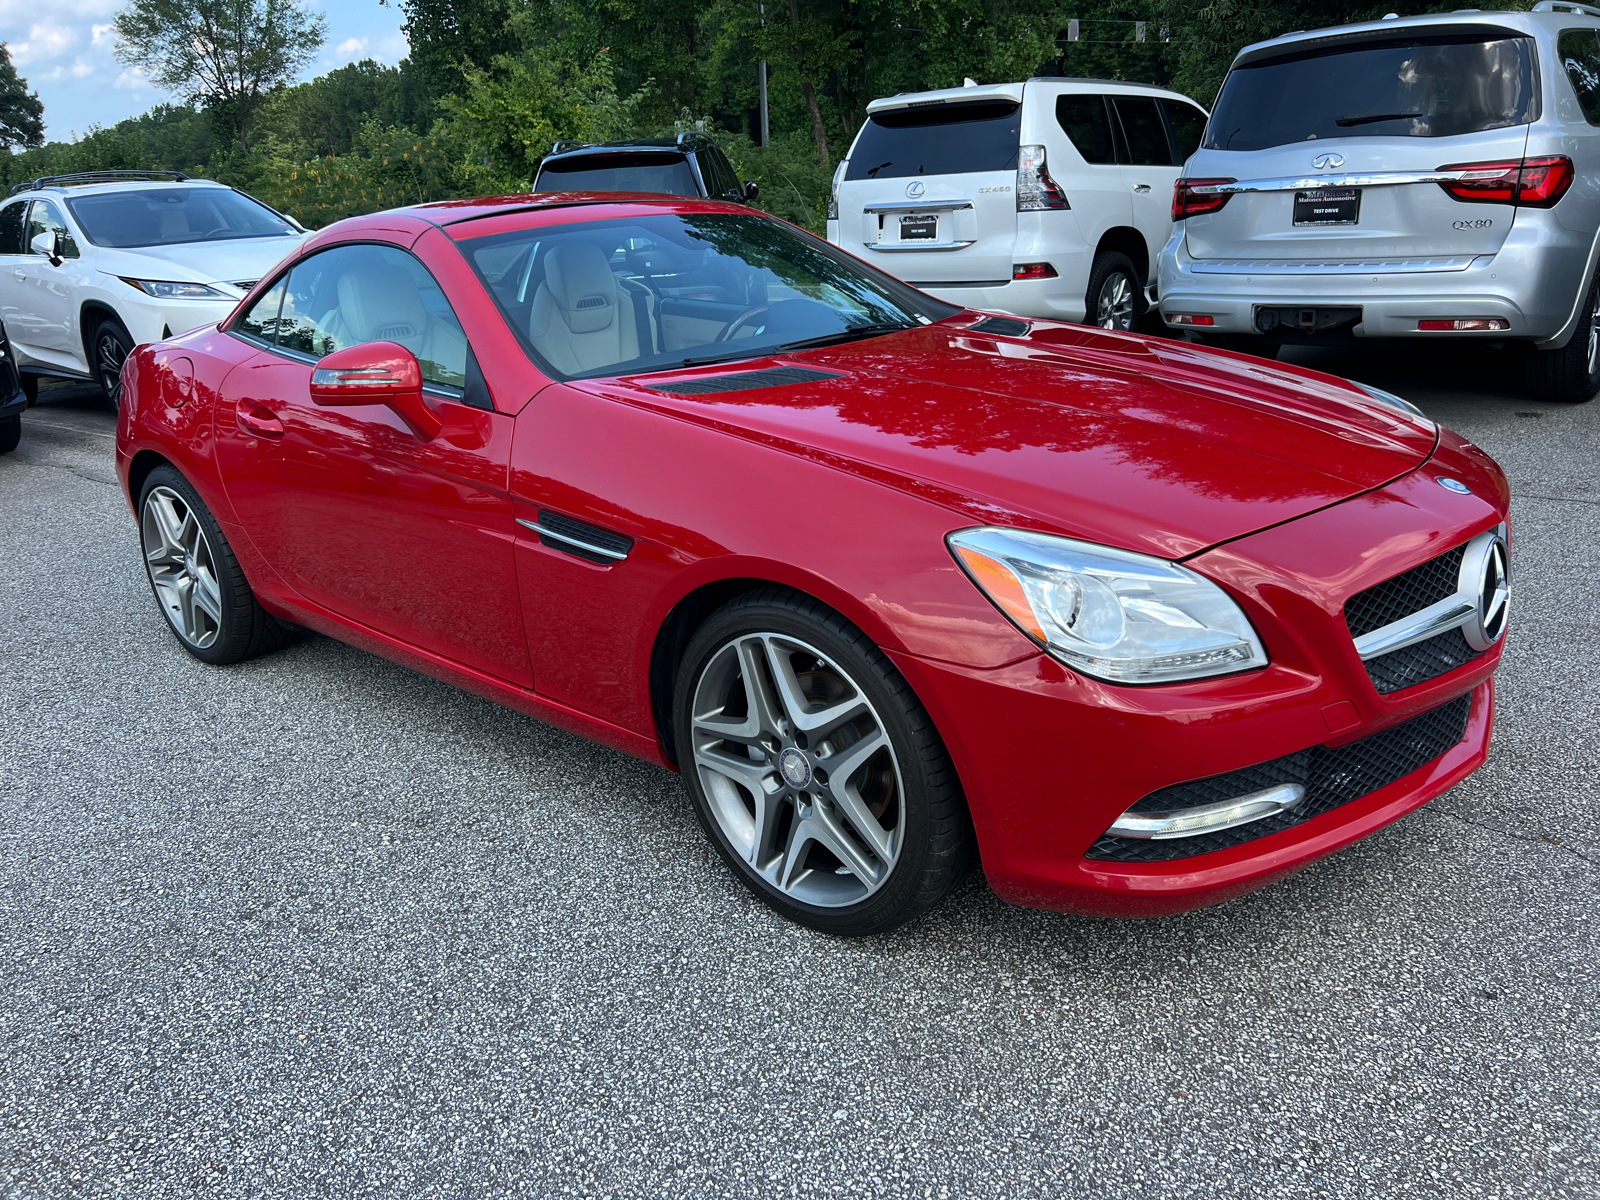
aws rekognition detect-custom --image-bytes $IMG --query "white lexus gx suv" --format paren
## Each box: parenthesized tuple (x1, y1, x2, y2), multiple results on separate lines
(827, 79, 1210, 329)
(0, 171, 307, 410)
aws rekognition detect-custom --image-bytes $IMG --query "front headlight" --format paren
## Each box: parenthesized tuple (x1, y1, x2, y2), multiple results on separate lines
(120, 278, 231, 300)
(948, 528, 1269, 684)
(1351, 379, 1431, 423)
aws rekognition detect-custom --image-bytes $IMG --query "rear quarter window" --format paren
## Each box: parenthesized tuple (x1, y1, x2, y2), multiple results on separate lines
(1206, 31, 1538, 151)
(846, 100, 1021, 180)
(1056, 95, 1118, 164)
(1559, 28, 1600, 124)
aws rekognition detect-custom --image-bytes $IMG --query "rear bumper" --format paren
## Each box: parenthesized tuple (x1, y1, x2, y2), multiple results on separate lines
(1157, 213, 1593, 344)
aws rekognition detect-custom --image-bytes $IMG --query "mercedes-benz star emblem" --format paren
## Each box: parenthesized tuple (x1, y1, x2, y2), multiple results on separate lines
(1312, 153, 1346, 170)
(1436, 476, 1472, 495)
(778, 748, 813, 790)
(1461, 533, 1510, 651)
(905, 180, 926, 198)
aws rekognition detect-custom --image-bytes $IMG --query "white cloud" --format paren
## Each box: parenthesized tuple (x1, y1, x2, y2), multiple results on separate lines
(11, 22, 75, 64)
(90, 22, 111, 46)
(335, 36, 367, 60)
(114, 68, 150, 91)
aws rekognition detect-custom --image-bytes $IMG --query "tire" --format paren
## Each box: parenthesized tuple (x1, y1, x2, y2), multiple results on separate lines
(1085, 251, 1145, 332)
(1200, 333, 1282, 360)
(673, 587, 974, 935)
(0, 414, 18, 454)
(91, 317, 135, 413)
(21, 374, 37, 406)
(137, 465, 290, 665)
(1526, 270, 1600, 403)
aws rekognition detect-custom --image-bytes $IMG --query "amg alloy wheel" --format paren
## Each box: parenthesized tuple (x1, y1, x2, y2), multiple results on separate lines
(674, 589, 973, 934)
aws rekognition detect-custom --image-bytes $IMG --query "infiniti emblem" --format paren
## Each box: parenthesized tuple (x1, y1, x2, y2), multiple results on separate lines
(905, 180, 926, 198)
(1462, 533, 1510, 651)
(1436, 476, 1471, 495)
(1312, 152, 1346, 170)
(778, 748, 813, 789)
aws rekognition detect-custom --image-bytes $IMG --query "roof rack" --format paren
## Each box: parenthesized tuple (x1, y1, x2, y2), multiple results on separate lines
(8, 169, 190, 197)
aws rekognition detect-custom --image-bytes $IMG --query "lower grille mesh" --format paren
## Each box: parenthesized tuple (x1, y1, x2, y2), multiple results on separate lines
(1086, 693, 1472, 863)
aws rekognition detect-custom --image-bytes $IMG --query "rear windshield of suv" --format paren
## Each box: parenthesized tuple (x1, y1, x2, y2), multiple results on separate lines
(845, 100, 1021, 180)
(536, 153, 701, 196)
(1206, 31, 1538, 151)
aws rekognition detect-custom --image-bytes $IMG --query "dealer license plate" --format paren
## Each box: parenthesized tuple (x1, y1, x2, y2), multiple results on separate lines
(1294, 188, 1361, 226)
(898, 214, 938, 241)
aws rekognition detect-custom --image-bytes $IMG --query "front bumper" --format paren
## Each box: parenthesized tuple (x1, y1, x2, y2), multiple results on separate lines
(896, 450, 1509, 918)
(1157, 214, 1591, 345)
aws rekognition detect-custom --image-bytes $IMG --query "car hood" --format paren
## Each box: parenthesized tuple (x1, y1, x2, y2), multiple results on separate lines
(592, 320, 1438, 560)
(92, 235, 306, 288)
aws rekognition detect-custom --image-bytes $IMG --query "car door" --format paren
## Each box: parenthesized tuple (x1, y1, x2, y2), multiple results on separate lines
(17, 199, 89, 367)
(1109, 96, 1182, 276)
(213, 240, 532, 687)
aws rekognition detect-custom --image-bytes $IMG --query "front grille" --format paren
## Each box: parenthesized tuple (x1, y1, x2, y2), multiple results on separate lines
(1086, 693, 1471, 863)
(1345, 543, 1483, 691)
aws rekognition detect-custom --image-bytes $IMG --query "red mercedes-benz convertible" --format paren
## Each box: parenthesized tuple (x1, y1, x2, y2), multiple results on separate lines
(115, 195, 1510, 934)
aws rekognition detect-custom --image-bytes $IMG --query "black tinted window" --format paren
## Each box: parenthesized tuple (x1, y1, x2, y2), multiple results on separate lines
(698, 146, 741, 198)
(1056, 95, 1117, 164)
(65, 187, 295, 248)
(1560, 29, 1600, 125)
(1112, 97, 1172, 166)
(0, 202, 25, 254)
(1162, 100, 1208, 162)
(846, 100, 1021, 180)
(236, 277, 286, 343)
(1207, 33, 1538, 150)
(536, 153, 701, 196)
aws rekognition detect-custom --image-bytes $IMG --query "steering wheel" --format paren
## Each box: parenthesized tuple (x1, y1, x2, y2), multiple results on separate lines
(715, 305, 770, 343)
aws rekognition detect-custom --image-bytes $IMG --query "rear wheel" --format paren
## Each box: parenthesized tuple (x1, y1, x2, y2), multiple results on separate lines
(673, 588, 973, 935)
(1085, 251, 1145, 332)
(92, 317, 134, 413)
(0, 414, 18, 453)
(1526, 271, 1600, 403)
(138, 465, 290, 664)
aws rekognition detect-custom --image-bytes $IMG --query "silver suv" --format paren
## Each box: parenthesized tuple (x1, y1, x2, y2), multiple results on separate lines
(1158, 2, 1600, 402)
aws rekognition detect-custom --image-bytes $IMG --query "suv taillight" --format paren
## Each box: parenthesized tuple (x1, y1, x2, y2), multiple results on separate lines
(1437, 156, 1575, 208)
(1017, 145, 1069, 211)
(828, 161, 845, 221)
(1172, 178, 1235, 220)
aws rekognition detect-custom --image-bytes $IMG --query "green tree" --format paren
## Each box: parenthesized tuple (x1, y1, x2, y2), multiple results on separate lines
(0, 43, 44, 150)
(382, 0, 521, 93)
(113, 0, 328, 154)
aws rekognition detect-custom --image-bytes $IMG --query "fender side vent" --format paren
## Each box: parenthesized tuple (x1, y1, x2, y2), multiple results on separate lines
(647, 366, 843, 395)
(520, 510, 634, 565)
(969, 316, 1029, 337)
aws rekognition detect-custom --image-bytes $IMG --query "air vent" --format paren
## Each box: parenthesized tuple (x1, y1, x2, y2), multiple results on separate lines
(575, 297, 607, 310)
(231, 279, 259, 292)
(519, 510, 633, 565)
(968, 316, 1030, 337)
(647, 366, 844, 395)
(375, 323, 417, 340)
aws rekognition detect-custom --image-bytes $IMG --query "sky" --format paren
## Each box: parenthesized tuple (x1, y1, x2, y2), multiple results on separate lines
(0, 1, 410, 142)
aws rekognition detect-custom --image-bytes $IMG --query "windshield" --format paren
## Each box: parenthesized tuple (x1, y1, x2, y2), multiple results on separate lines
(535, 153, 701, 196)
(845, 100, 1022, 180)
(461, 211, 959, 381)
(1206, 32, 1537, 151)
(66, 187, 298, 248)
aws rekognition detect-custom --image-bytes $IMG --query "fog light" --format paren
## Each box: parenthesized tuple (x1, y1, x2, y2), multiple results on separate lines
(1105, 783, 1306, 840)
(1166, 313, 1215, 326)
(1417, 318, 1509, 331)
(1013, 262, 1058, 280)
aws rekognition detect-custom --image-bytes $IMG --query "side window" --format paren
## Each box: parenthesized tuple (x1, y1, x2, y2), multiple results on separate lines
(26, 200, 80, 258)
(1560, 29, 1600, 125)
(0, 201, 26, 254)
(276, 243, 470, 390)
(1055, 95, 1118, 164)
(235, 276, 287, 343)
(1111, 97, 1173, 166)
(702, 147, 740, 198)
(1162, 100, 1209, 164)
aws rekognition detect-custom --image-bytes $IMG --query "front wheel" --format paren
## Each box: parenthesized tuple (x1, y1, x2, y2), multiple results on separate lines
(673, 588, 974, 935)
(138, 465, 290, 664)
(92, 317, 135, 413)
(1526, 271, 1600, 403)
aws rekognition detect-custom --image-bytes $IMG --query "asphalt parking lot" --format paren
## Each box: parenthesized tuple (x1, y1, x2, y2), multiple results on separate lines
(1, 342, 1596, 1200)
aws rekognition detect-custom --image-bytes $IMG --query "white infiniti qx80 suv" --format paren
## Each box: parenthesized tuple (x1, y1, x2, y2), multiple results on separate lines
(0, 171, 307, 410)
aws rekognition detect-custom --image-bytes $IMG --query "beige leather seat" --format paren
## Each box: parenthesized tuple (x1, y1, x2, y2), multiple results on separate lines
(527, 243, 655, 374)
(315, 263, 468, 385)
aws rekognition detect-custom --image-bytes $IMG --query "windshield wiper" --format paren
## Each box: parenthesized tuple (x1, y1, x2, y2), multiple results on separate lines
(1335, 110, 1423, 127)
(773, 322, 916, 353)
(677, 346, 769, 368)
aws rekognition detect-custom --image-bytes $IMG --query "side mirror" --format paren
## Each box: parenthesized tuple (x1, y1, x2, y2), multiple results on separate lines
(30, 231, 61, 265)
(309, 340, 441, 440)
(742, 180, 760, 203)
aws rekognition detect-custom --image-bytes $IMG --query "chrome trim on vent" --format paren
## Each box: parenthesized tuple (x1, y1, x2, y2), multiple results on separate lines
(1352, 527, 1509, 661)
(516, 517, 629, 561)
(1191, 170, 1472, 195)
(1190, 256, 1482, 276)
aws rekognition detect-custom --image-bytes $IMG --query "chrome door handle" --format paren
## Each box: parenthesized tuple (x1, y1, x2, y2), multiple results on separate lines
(1132, 183, 1152, 194)
(11, 269, 24, 281)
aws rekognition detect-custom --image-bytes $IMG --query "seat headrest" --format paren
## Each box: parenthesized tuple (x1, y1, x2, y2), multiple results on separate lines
(544, 243, 617, 334)
(336, 265, 429, 345)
